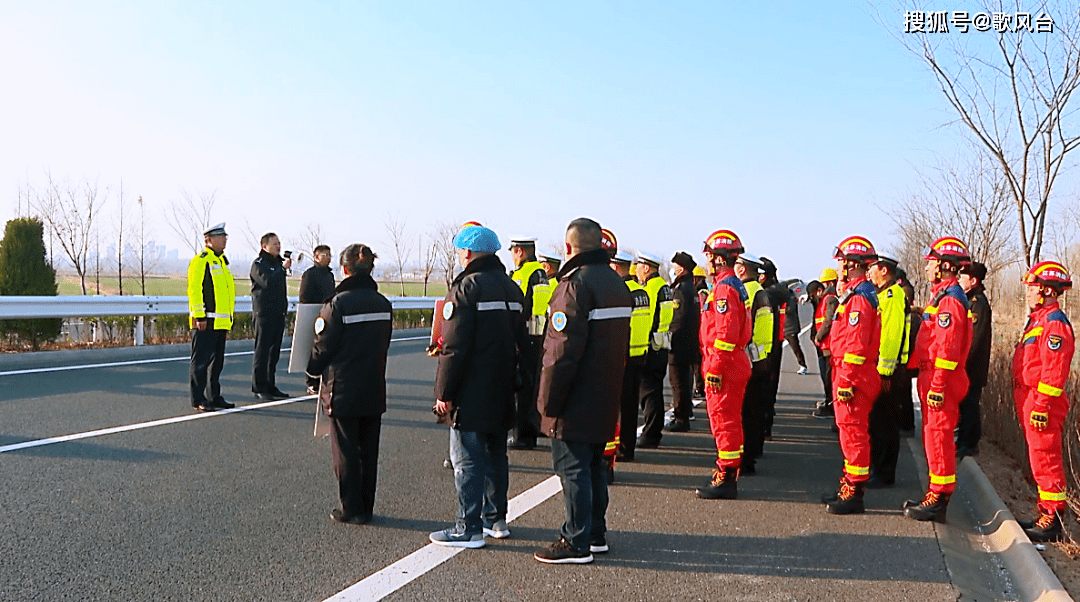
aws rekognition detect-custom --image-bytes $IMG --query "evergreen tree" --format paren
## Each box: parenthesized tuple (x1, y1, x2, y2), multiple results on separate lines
(0, 218, 62, 349)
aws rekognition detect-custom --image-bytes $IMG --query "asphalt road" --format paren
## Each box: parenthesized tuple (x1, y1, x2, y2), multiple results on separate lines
(0, 322, 982, 601)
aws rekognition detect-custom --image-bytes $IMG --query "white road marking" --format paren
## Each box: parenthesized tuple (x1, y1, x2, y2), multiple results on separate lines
(323, 476, 563, 602)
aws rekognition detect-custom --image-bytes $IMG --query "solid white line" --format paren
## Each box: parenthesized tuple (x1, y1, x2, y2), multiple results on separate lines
(323, 476, 563, 602)
(0, 335, 430, 377)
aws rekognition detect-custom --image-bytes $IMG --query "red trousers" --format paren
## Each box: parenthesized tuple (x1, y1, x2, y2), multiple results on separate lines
(1015, 387, 1069, 513)
(918, 371, 968, 493)
(833, 374, 879, 483)
(706, 356, 751, 471)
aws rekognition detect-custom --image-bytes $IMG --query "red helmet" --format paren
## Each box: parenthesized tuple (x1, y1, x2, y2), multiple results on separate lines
(703, 230, 744, 257)
(833, 236, 877, 264)
(1024, 261, 1072, 292)
(600, 228, 618, 257)
(458, 221, 483, 232)
(924, 237, 970, 267)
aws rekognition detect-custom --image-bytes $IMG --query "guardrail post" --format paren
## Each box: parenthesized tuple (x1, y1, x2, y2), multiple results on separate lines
(135, 316, 144, 346)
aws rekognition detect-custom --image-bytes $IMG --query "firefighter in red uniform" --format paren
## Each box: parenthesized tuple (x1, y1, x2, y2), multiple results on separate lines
(695, 230, 753, 500)
(904, 237, 973, 522)
(1014, 261, 1074, 542)
(822, 237, 881, 514)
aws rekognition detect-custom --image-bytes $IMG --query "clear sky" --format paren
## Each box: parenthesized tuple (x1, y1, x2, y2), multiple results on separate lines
(0, 1, 961, 279)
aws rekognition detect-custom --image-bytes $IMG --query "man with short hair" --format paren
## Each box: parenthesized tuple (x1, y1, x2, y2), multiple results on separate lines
(430, 225, 526, 549)
(187, 223, 236, 412)
(306, 244, 391, 525)
(251, 232, 293, 400)
(534, 218, 631, 564)
(300, 244, 336, 394)
(957, 261, 991, 458)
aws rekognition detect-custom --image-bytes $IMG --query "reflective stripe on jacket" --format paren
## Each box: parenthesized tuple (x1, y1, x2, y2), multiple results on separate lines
(743, 280, 773, 363)
(626, 277, 651, 357)
(877, 282, 908, 376)
(187, 247, 235, 330)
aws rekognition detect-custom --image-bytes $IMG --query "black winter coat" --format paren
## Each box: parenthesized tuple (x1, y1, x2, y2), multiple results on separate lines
(538, 248, 632, 443)
(435, 254, 527, 433)
(668, 273, 701, 364)
(966, 286, 992, 388)
(306, 273, 393, 418)
(250, 250, 288, 317)
(299, 264, 336, 304)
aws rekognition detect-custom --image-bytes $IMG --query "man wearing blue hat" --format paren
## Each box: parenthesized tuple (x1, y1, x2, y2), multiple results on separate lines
(430, 225, 527, 549)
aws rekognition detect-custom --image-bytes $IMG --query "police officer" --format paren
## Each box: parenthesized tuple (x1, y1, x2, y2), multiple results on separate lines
(539, 252, 562, 281)
(306, 244, 392, 525)
(300, 244, 336, 394)
(692, 265, 709, 401)
(866, 254, 908, 489)
(812, 268, 840, 418)
(1014, 261, 1074, 542)
(665, 252, 701, 433)
(956, 261, 991, 458)
(251, 232, 293, 400)
(507, 237, 553, 450)
(187, 222, 236, 412)
(823, 236, 881, 515)
(735, 253, 773, 474)
(905, 237, 973, 522)
(758, 257, 786, 440)
(634, 251, 674, 449)
(695, 230, 752, 500)
(608, 244, 651, 467)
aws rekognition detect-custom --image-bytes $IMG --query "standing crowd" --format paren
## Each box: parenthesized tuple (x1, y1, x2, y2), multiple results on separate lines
(184, 219, 1075, 566)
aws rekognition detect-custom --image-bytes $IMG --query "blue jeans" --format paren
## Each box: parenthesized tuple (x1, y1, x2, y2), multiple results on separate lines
(448, 429, 509, 536)
(550, 439, 608, 552)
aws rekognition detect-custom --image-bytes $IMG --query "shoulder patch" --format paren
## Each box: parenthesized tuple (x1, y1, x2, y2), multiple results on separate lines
(717, 298, 728, 314)
(199, 250, 209, 258)
(848, 311, 859, 326)
(442, 301, 455, 321)
(1049, 334, 1063, 350)
(314, 316, 326, 335)
(938, 312, 951, 328)
(886, 289, 893, 298)
(551, 311, 567, 332)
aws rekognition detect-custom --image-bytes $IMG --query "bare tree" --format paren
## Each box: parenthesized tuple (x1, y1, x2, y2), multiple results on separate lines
(32, 174, 106, 295)
(888, 0, 1080, 266)
(420, 234, 439, 295)
(114, 180, 126, 295)
(432, 220, 462, 289)
(383, 212, 413, 296)
(295, 223, 326, 264)
(134, 196, 161, 295)
(164, 188, 217, 255)
(233, 216, 262, 259)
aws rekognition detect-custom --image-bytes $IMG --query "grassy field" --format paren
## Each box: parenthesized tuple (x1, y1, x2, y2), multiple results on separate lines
(56, 274, 448, 297)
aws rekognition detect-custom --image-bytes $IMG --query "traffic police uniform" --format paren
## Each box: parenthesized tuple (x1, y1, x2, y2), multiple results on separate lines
(867, 256, 909, 487)
(610, 249, 651, 464)
(187, 223, 236, 411)
(508, 237, 553, 449)
(539, 252, 562, 281)
(635, 251, 674, 448)
(738, 253, 774, 472)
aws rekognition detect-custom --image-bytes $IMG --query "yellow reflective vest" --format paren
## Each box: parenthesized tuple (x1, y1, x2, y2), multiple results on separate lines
(642, 275, 674, 351)
(512, 261, 552, 335)
(877, 282, 908, 376)
(187, 247, 236, 330)
(627, 278, 651, 357)
(744, 280, 773, 363)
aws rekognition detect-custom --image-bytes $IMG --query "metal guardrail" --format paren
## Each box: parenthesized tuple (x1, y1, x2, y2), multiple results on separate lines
(0, 295, 440, 319)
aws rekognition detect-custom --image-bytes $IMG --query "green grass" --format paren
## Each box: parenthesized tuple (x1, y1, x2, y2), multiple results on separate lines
(56, 275, 447, 298)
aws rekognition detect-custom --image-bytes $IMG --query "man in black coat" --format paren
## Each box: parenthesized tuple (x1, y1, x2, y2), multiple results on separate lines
(534, 218, 632, 565)
(299, 244, 336, 394)
(251, 232, 292, 400)
(430, 225, 526, 549)
(665, 252, 701, 433)
(306, 243, 392, 525)
(957, 261, 992, 457)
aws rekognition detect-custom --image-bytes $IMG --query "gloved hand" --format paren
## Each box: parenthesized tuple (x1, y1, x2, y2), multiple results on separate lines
(1030, 410, 1049, 432)
(836, 387, 854, 402)
(927, 390, 944, 410)
(705, 372, 722, 393)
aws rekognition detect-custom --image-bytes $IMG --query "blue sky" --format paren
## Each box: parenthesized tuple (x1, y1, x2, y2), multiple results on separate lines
(0, 1, 961, 279)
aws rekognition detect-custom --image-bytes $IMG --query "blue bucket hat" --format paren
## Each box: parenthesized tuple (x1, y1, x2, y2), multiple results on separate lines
(453, 225, 501, 253)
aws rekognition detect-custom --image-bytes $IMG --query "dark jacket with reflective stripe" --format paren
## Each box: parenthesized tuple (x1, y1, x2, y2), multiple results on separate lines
(668, 272, 701, 364)
(538, 248, 632, 443)
(435, 254, 527, 433)
(250, 250, 288, 317)
(306, 273, 393, 418)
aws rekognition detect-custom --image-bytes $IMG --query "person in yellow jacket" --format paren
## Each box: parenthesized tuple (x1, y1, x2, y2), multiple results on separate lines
(187, 223, 236, 412)
(736, 253, 774, 473)
(507, 237, 553, 450)
(634, 251, 674, 449)
(607, 249, 652, 475)
(866, 255, 909, 487)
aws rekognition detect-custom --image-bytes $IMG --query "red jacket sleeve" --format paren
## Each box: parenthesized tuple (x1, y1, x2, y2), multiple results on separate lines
(928, 295, 971, 392)
(832, 293, 878, 390)
(702, 283, 746, 375)
(1034, 319, 1074, 411)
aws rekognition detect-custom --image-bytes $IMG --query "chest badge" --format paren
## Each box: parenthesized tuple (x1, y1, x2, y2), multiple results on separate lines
(848, 311, 859, 326)
(314, 316, 326, 335)
(552, 311, 567, 332)
(937, 312, 951, 328)
(443, 302, 455, 321)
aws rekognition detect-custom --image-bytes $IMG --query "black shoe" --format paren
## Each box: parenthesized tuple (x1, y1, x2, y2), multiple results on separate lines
(330, 508, 371, 525)
(194, 402, 218, 412)
(696, 467, 738, 499)
(865, 475, 895, 489)
(664, 419, 690, 433)
(211, 398, 234, 409)
(739, 461, 756, 476)
(616, 453, 634, 463)
(270, 388, 291, 400)
(821, 476, 847, 503)
(589, 536, 609, 554)
(254, 392, 276, 401)
(904, 491, 950, 522)
(956, 446, 979, 458)
(826, 478, 865, 515)
(534, 536, 594, 564)
(507, 437, 536, 450)
(1025, 510, 1064, 542)
(813, 403, 834, 419)
(636, 437, 660, 449)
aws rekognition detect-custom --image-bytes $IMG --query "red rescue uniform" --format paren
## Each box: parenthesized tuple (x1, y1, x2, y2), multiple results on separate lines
(699, 268, 753, 470)
(829, 276, 881, 483)
(1013, 301, 1074, 513)
(914, 278, 972, 494)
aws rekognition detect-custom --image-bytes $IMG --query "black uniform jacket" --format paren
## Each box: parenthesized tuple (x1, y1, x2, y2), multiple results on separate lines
(435, 254, 527, 433)
(537, 248, 632, 444)
(299, 264, 336, 304)
(966, 285, 992, 388)
(306, 273, 392, 418)
(668, 272, 701, 364)
(250, 250, 288, 317)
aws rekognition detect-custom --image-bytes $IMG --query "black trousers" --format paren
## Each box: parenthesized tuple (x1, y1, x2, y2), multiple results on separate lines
(190, 328, 227, 406)
(511, 336, 544, 443)
(743, 362, 771, 463)
(956, 382, 984, 452)
(639, 349, 669, 444)
(692, 362, 705, 396)
(897, 368, 915, 431)
(817, 354, 833, 405)
(869, 373, 904, 482)
(330, 415, 382, 518)
(252, 314, 285, 394)
(763, 349, 782, 437)
(785, 333, 807, 368)
(618, 356, 645, 460)
(668, 361, 694, 422)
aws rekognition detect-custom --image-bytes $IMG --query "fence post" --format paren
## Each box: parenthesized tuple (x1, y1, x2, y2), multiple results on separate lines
(135, 316, 144, 346)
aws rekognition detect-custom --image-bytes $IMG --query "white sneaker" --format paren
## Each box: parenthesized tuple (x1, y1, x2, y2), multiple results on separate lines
(797, 366, 809, 375)
(483, 520, 511, 539)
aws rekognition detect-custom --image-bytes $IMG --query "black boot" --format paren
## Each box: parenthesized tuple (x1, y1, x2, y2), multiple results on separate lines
(904, 490, 950, 522)
(821, 476, 847, 504)
(826, 478, 865, 514)
(1025, 510, 1064, 542)
(696, 467, 738, 500)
